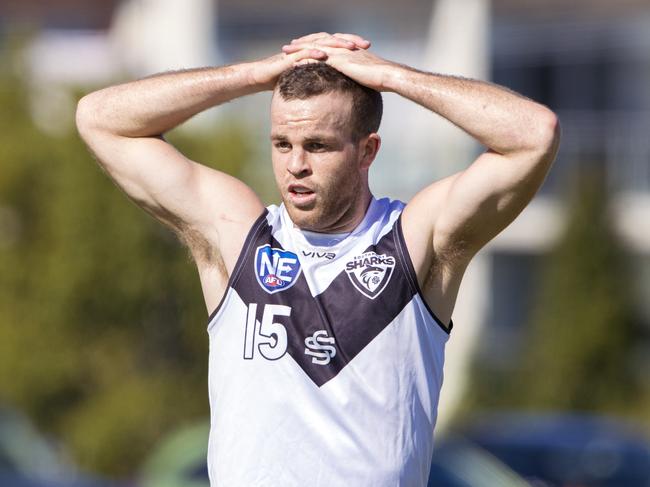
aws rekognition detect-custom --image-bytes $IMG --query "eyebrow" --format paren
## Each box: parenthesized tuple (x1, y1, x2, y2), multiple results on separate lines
(270, 133, 338, 143)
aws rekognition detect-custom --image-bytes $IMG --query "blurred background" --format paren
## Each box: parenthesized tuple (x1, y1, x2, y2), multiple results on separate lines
(1, 0, 649, 486)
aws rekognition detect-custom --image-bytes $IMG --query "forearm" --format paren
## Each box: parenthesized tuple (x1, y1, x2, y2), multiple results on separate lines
(76, 61, 265, 138)
(382, 65, 558, 156)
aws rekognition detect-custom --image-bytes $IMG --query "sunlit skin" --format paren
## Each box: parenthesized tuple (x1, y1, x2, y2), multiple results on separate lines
(76, 31, 559, 321)
(270, 91, 380, 233)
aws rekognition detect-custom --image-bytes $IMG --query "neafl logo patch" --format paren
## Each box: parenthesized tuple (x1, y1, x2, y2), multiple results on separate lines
(345, 251, 395, 299)
(255, 245, 302, 294)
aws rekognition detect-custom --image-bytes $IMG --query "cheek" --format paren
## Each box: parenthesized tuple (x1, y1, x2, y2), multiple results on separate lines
(318, 162, 359, 202)
(327, 151, 360, 183)
(271, 154, 285, 180)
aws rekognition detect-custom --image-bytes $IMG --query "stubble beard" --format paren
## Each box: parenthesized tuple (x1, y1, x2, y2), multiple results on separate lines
(283, 170, 365, 233)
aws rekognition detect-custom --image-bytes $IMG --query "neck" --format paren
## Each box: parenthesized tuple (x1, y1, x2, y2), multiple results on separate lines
(320, 189, 373, 233)
(300, 229, 351, 247)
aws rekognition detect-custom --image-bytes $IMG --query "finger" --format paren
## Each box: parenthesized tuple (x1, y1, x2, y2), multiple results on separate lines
(282, 43, 301, 54)
(321, 36, 357, 49)
(290, 32, 330, 44)
(289, 32, 356, 50)
(333, 33, 371, 49)
(283, 42, 333, 54)
(286, 38, 355, 52)
(295, 58, 323, 66)
(289, 48, 328, 63)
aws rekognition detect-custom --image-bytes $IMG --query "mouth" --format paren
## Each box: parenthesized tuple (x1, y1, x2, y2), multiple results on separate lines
(287, 184, 316, 207)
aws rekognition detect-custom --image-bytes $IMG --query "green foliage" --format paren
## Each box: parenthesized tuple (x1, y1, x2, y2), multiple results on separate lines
(513, 176, 645, 413)
(463, 174, 647, 418)
(0, 72, 255, 475)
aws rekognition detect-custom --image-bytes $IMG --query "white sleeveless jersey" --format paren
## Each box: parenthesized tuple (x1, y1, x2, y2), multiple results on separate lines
(206, 197, 451, 487)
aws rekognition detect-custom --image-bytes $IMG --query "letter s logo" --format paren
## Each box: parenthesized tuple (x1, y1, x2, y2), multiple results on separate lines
(304, 330, 337, 365)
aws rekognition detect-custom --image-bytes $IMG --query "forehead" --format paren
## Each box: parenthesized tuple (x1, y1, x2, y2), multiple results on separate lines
(270, 92, 354, 137)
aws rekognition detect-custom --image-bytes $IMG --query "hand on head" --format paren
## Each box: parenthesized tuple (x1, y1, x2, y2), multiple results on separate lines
(283, 32, 371, 56)
(256, 32, 386, 92)
(282, 32, 370, 65)
(256, 33, 367, 87)
(280, 32, 390, 92)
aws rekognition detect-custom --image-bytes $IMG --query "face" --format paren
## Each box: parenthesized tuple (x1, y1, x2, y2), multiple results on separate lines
(270, 91, 378, 233)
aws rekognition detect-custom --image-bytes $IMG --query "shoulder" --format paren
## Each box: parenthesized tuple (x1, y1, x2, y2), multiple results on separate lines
(398, 175, 462, 271)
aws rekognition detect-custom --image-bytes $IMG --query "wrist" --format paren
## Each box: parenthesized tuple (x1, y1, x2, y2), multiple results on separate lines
(230, 61, 264, 94)
(247, 55, 285, 92)
(380, 63, 413, 93)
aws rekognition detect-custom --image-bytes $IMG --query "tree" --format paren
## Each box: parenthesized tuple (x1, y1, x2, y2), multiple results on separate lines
(462, 173, 647, 417)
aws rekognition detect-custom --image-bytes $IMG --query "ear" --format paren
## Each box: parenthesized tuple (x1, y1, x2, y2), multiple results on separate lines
(359, 133, 381, 170)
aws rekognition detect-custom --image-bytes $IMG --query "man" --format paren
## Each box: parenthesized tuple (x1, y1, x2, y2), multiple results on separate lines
(76, 32, 559, 486)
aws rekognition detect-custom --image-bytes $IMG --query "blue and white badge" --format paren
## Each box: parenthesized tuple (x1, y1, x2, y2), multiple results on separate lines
(255, 244, 302, 294)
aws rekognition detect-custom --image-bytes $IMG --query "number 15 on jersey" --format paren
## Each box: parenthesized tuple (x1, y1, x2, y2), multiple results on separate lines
(243, 303, 290, 361)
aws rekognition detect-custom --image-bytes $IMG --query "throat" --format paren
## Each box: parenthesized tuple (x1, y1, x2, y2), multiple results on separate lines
(300, 229, 351, 247)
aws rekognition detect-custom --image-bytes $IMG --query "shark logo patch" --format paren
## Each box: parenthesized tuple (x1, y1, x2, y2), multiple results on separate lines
(345, 251, 395, 299)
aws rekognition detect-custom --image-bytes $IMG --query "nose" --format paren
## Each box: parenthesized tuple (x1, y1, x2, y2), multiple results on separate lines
(287, 148, 311, 177)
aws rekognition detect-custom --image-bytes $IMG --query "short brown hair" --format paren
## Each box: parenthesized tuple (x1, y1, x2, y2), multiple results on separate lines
(275, 63, 383, 140)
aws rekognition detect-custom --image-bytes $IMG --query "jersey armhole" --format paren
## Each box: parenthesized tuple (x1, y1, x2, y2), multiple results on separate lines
(394, 214, 453, 334)
(207, 209, 269, 329)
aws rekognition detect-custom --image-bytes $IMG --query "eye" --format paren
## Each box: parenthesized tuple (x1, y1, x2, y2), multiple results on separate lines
(306, 142, 327, 152)
(274, 141, 291, 152)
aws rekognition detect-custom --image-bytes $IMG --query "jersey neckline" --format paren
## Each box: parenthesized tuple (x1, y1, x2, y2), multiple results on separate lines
(279, 196, 380, 250)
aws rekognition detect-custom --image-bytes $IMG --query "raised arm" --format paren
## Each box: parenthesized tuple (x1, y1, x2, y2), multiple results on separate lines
(385, 68, 559, 251)
(75, 48, 336, 311)
(284, 33, 560, 323)
(76, 55, 302, 261)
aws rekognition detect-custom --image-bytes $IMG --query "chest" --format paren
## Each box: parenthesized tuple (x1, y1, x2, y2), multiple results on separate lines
(218, 222, 416, 387)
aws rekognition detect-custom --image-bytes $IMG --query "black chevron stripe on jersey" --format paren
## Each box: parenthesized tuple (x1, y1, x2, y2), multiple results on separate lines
(229, 212, 418, 387)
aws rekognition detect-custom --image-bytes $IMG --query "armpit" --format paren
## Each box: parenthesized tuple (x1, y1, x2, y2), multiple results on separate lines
(179, 226, 219, 266)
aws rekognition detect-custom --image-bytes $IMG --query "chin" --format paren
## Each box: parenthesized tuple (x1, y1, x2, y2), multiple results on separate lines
(284, 203, 321, 231)
(281, 185, 363, 232)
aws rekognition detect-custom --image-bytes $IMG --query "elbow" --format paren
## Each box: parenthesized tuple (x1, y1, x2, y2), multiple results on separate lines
(515, 106, 561, 168)
(534, 107, 561, 157)
(75, 93, 105, 141)
(530, 108, 561, 180)
(75, 94, 94, 140)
